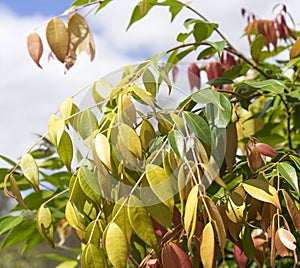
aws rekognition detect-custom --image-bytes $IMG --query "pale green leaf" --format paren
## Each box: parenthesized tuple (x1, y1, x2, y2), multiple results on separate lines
(82, 244, 107, 268)
(57, 131, 73, 171)
(93, 132, 112, 171)
(104, 222, 127, 268)
(168, 130, 185, 159)
(20, 153, 39, 191)
(36, 205, 54, 248)
(48, 114, 65, 146)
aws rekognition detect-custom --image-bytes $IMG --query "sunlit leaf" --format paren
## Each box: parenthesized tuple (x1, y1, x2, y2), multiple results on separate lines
(200, 222, 215, 268)
(0, 216, 23, 236)
(20, 153, 39, 191)
(65, 200, 85, 231)
(82, 244, 107, 268)
(93, 133, 112, 171)
(242, 179, 281, 210)
(48, 114, 65, 146)
(46, 18, 69, 63)
(36, 205, 54, 248)
(277, 162, 299, 195)
(225, 192, 245, 223)
(168, 130, 185, 159)
(104, 222, 128, 268)
(84, 220, 103, 245)
(27, 32, 43, 68)
(290, 37, 300, 59)
(184, 184, 198, 234)
(128, 195, 157, 248)
(146, 164, 174, 210)
(119, 123, 142, 159)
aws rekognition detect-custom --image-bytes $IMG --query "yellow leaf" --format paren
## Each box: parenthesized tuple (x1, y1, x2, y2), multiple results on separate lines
(290, 37, 300, 59)
(46, 18, 69, 63)
(36, 205, 54, 248)
(140, 119, 156, 151)
(93, 133, 112, 171)
(48, 114, 65, 147)
(20, 153, 39, 191)
(200, 222, 215, 268)
(242, 178, 281, 210)
(184, 184, 199, 234)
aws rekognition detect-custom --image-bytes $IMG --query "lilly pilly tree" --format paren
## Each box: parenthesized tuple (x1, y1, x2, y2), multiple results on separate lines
(1, 1, 300, 267)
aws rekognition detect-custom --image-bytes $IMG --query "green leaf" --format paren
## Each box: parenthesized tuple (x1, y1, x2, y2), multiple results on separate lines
(65, 200, 85, 231)
(57, 131, 73, 171)
(76, 109, 98, 141)
(127, 1, 154, 30)
(290, 155, 300, 171)
(192, 87, 224, 110)
(128, 195, 157, 248)
(104, 222, 128, 268)
(48, 114, 65, 146)
(0, 219, 36, 251)
(193, 20, 216, 42)
(145, 164, 174, 210)
(20, 153, 39, 191)
(242, 79, 285, 94)
(176, 32, 192, 42)
(82, 244, 107, 268)
(0, 216, 23, 236)
(39, 157, 64, 170)
(140, 119, 156, 151)
(168, 130, 185, 159)
(183, 111, 211, 147)
(250, 34, 265, 62)
(277, 162, 300, 195)
(142, 68, 156, 97)
(46, 18, 69, 63)
(242, 179, 281, 209)
(36, 204, 55, 248)
(57, 260, 78, 268)
(206, 77, 234, 85)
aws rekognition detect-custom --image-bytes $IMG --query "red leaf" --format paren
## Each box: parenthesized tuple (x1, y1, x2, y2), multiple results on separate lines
(206, 61, 224, 80)
(233, 244, 248, 268)
(162, 242, 192, 268)
(27, 32, 43, 68)
(172, 65, 179, 83)
(188, 63, 200, 90)
(255, 143, 278, 158)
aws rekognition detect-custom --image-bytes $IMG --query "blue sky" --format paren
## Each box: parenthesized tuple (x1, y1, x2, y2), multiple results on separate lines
(0, 0, 74, 16)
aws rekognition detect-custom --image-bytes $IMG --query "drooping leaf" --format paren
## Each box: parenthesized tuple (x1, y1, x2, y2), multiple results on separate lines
(282, 190, 300, 233)
(84, 220, 103, 245)
(193, 20, 216, 42)
(104, 222, 128, 268)
(183, 111, 211, 147)
(128, 195, 157, 248)
(127, 1, 154, 30)
(200, 222, 215, 268)
(93, 133, 112, 171)
(36, 205, 54, 248)
(225, 192, 245, 223)
(20, 153, 39, 191)
(76, 109, 98, 141)
(0, 216, 23, 236)
(81, 244, 107, 268)
(27, 32, 43, 68)
(162, 242, 192, 268)
(242, 179, 281, 210)
(184, 184, 198, 234)
(57, 131, 73, 171)
(140, 119, 156, 151)
(225, 122, 237, 171)
(118, 93, 137, 126)
(46, 18, 69, 63)
(146, 164, 174, 210)
(203, 195, 226, 257)
(275, 228, 296, 253)
(48, 114, 65, 147)
(142, 68, 157, 97)
(290, 37, 300, 59)
(277, 162, 299, 195)
(65, 200, 85, 231)
(251, 34, 265, 62)
(168, 130, 185, 159)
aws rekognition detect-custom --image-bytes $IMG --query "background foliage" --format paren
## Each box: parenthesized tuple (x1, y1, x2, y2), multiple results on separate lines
(1, 0, 300, 267)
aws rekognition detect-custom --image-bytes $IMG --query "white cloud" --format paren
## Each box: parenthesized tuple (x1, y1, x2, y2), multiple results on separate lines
(0, 0, 297, 162)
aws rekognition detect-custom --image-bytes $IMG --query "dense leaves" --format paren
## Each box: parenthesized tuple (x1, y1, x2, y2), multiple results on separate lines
(2, 1, 300, 268)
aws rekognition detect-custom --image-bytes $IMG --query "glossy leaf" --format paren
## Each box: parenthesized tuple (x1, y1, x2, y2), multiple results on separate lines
(104, 222, 128, 268)
(128, 195, 157, 248)
(200, 222, 215, 268)
(27, 32, 43, 68)
(140, 119, 156, 151)
(146, 164, 174, 210)
(184, 184, 198, 234)
(20, 153, 39, 191)
(82, 244, 107, 268)
(46, 18, 69, 63)
(183, 111, 211, 147)
(48, 114, 65, 147)
(168, 130, 185, 159)
(93, 133, 112, 171)
(36, 205, 54, 248)
(162, 242, 192, 268)
(277, 162, 299, 195)
(57, 131, 73, 171)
